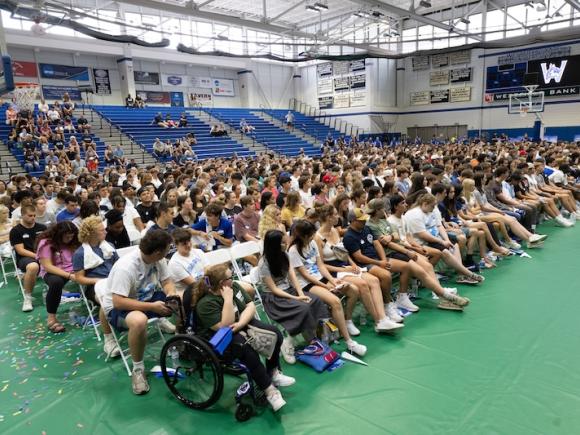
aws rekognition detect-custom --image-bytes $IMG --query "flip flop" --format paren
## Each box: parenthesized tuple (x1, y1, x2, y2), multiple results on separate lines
(47, 321, 66, 334)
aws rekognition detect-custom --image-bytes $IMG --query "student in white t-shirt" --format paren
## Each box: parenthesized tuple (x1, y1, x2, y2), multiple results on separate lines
(288, 220, 366, 357)
(403, 193, 483, 285)
(168, 228, 208, 295)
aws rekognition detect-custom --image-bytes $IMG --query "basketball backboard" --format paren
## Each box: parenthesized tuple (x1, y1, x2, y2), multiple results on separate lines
(0, 55, 15, 95)
(508, 90, 544, 115)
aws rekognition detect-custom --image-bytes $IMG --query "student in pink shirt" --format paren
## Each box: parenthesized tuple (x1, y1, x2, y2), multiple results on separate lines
(36, 221, 80, 333)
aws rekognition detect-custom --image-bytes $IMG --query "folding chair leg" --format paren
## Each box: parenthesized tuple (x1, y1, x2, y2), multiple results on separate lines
(107, 327, 132, 377)
(80, 289, 101, 342)
(0, 256, 7, 287)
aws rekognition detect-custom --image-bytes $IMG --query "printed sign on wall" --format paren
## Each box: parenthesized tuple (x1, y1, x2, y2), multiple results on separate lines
(13, 61, 37, 78)
(449, 50, 471, 65)
(350, 73, 366, 89)
(350, 59, 366, 72)
(333, 77, 350, 92)
(137, 91, 170, 104)
(431, 54, 449, 68)
(430, 70, 450, 86)
(450, 87, 471, 102)
(318, 96, 334, 109)
(170, 92, 184, 107)
(430, 89, 450, 103)
(412, 56, 430, 71)
(317, 63, 333, 77)
(42, 85, 82, 101)
(162, 74, 188, 87)
(317, 78, 333, 94)
(410, 91, 431, 106)
(134, 71, 160, 85)
(450, 67, 472, 83)
(93, 68, 111, 95)
(191, 76, 212, 88)
(212, 78, 235, 96)
(350, 91, 366, 107)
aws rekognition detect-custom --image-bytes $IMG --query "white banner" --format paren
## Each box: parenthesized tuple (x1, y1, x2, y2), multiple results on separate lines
(410, 91, 430, 106)
(431, 53, 449, 68)
(333, 61, 349, 76)
(162, 74, 189, 87)
(450, 87, 472, 102)
(430, 70, 450, 86)
(318, 77, 333, 95)
(450, 50, 471, 65)
(212, 78, 235, 96)
(412, 56, 430, 71)
(334, 93, 350, 108)
(188, 89, 212, 104)
(350, 90, 366, 107)
(191, 76, 213, 88)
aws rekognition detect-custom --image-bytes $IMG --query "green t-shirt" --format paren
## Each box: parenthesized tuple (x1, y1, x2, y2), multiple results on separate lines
(195, 282, 252, 339)
(366, 218, 395, 254)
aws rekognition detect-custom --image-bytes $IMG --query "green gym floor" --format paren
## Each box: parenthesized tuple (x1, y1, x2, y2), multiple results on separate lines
(1, 225, 580, 435)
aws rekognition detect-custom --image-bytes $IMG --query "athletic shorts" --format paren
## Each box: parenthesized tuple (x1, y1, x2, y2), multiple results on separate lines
(107, 291, 167, 332)
(387, 251, 411, 262)
(303, 277, 328, 292)
(427, 241, 448, 251)
(17, 257, 38, 273)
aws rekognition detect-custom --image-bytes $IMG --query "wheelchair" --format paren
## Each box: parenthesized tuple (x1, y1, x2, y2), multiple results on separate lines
(159, 291, 267, 422)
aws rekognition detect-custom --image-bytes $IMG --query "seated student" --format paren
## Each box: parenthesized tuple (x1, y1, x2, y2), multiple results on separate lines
(195, 264, 295, 412)
(173, 195, 197, 227)
(77, 115, 91, 134)
(280, 191, 305, 230)
(73, 216, 120, 356)
(259, 229, 329, 364)
(289, 220, 367, 357)
(10, 204, 46, 312)
(239, 118, 255, 134)
(315, 204, 400, 332)
(104, 209, 131, 250)
(234, 195, 260, 242)
(222, 191, 242, 219)
(165, 114, 178, 128)
(152, 139, 167, 160)
(125, 94, 135, 108)
(135, 188, 156, 224)
(178, 113, 188, 128)
(152, 113, 168, 128)
(100, 230, 177, 395)
(403, 193, 484, 285)
(167, 228, 208, 296)
(534, 161, 580, 217)
(36, 221, 80, 333)
(134, 94, 145, 108)
(11, 190, 34, 226)
(56, 194, 80, 222)
(364, 199, 470, 311)
(190, 203, 233, 251)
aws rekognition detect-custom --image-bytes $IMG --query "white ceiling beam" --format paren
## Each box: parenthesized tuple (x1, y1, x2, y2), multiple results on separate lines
(269, 0, 308, 23)
(564, 0, 580, 12)
(487, 0, 526, 27)
(197, 0, 217, 8)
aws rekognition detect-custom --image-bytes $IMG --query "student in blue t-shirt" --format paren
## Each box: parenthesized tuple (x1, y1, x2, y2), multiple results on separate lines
(56, 194, 80, 222)
(190, 202, 233, 250)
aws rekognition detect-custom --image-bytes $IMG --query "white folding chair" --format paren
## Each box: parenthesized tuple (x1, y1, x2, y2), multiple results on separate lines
(117, 245, 139, 258)
(0, 245, 16, 288)
(229, 241, 266, 318)
(78, 284, 102, 342)
(10, 248, 27, 299)
(203, 247, 234, 267)
(95, 279, 166, 376)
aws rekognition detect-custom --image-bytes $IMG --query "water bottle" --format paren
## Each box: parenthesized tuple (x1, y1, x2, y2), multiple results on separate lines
(169, 346, 179, 369)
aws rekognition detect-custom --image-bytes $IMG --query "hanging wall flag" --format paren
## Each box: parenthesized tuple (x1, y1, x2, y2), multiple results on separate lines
(93, 68, 111, 95)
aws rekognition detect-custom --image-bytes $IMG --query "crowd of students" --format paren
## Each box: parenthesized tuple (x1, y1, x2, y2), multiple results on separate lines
(3, 136, 579, 413)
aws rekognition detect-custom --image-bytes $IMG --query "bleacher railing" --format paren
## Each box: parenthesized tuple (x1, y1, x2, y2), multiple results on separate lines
(289, 98, 363, 139)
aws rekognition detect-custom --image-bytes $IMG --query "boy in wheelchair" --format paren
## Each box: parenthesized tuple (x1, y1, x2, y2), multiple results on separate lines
(185, 263, 296, 412)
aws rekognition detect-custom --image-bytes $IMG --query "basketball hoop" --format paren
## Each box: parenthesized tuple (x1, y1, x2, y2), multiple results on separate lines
(520, 106, 529, 118)
(13, 82, 40, 112)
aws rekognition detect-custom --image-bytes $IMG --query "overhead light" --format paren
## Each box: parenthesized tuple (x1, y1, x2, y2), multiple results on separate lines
(419, 0, 432, 7)
(353, 11, 364, 17)
(314, 2, 328, 10)
(217, 34, 229, 40)
(554, 11, 562, 17)
(306, 5, 320, 12)
(459, 17, 470, 24)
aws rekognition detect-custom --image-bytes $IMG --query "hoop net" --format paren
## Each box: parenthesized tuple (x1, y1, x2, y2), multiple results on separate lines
(520, 106, 529, 118)
(13, 82, 40, 112)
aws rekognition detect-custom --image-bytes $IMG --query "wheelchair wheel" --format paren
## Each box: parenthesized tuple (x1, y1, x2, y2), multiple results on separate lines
(235, 403, 253, 422)
(160, 335, 223, 410)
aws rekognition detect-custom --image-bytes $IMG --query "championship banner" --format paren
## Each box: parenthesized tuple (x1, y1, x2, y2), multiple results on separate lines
(42, 85, 82, 101)
(39, 63, 89, 81)
(333, 61, 349, 76)
(430, 89, 449, 103)
(317, 62, 333, 77)
(334, 93, 350, 108)
(137, 91, 170, 104)
(12, 61, 37, 78)
(191, 76, 212, 88)
(349, 90, 366, 107)
(349, 59, 366, 72)
(212, 78, 235, 96)
(450, 87, 471, 102)
(317, 78, 333, 95)
(170, 92, 184, 107)
(350, 73, 366, 89)
(410, 91, 430, 106)
(93, 68, 111, 95)
(162, 74, 188, 87)
(431, 54, 449, 68)
(333, 76, 350, 92)
(450, 67, 472, 83)
(412, 56, 430, 71)
(430, 70, 449, 86)
(449, 51, 471, 65)
(189, 90, 212, 104)
(134, 71, 160, 85)
(318, 96, 334, 109)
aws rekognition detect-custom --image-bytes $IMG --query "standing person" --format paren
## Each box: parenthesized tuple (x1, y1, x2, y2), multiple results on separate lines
(289, 220, 367, 357)
(284, 111, 294, 127)
(9, 204, 46, 312)
(195, 264, 295, 412)
(73, 216, 120, 356)
(36, 221, 80, 333)
(100, 230, 177, 395)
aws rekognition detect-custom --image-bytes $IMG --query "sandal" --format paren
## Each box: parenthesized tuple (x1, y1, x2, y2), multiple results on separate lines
(47, 321, 66, 334)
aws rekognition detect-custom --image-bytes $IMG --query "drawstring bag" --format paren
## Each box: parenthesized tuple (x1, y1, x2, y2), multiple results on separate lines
(241, 325, 278, 359)
(295, 339, 340, 373)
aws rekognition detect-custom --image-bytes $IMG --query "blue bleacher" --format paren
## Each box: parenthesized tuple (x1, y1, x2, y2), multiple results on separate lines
(207, 108, 321, 157)
(269, 110, 343, 142)
(1, 104, 109, 177)
(92, 106, 255, 160)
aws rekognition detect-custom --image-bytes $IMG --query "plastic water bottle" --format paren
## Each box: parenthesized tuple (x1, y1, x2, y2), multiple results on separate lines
(169, 346, 179, 369)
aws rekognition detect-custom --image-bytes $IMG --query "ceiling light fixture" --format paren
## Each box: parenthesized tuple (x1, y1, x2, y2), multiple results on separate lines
(459, 17, 470, 24)
(419, 0, 432, 8)
(314, 2, 329, 10)
(306, 5, 320, 12)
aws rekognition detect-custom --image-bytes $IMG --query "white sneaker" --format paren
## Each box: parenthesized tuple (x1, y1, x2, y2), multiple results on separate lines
(375, 317, 405, 332)
(271, 369, 296, 387)
(266, 388, 286, 412)
(104, 340, 121, 358)
(131, 368, 150, 395)
(346, 320, 360, 336)
(555, 215, 574, 228)
(386, 302, 404, 323)
(158, 317, 176, 334)
(507, 240, 521, 250)
(396, 293, 420, 312)
(22, 297, 33, 312)
(569, 213, 577, 225)
(346, 340, 367, 357)
(444, 287, 458, 295)
(529, 234, 547, 243)
(280, 337, 296, 365)
(574, 211, 580, 219)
